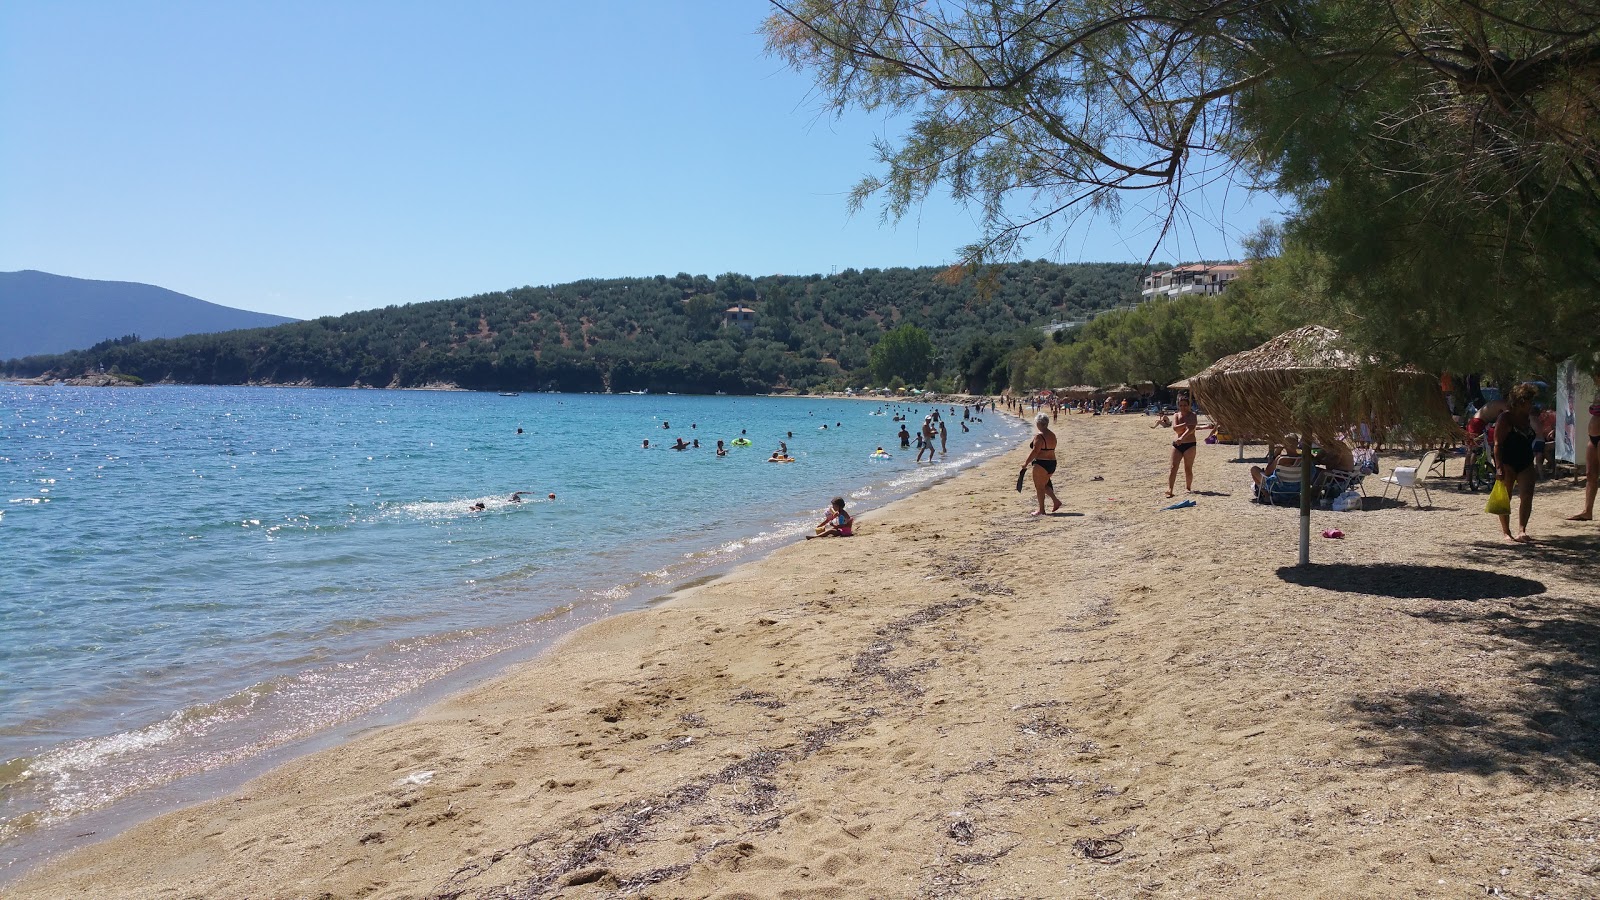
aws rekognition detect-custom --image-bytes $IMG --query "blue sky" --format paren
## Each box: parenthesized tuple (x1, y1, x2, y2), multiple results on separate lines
(1, 1, 1283, 320)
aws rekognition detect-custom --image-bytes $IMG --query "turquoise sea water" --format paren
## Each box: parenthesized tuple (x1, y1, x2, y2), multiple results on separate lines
(0, 385, 1022, 864)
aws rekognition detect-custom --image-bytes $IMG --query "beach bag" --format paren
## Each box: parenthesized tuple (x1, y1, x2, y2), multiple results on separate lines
(1333, 489, 1362, 512)
(1485, 479, 1511, 516)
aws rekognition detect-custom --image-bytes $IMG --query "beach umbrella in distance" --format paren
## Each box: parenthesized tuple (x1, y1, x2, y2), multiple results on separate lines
(1100, 383, 1140, 399)
(1186, 325, 1457, 566)
(1062, 384, 1098, 399)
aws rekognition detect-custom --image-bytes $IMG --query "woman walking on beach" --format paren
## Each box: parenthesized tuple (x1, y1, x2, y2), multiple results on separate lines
(1025, 413, 1062, 516)
(1494, 383, 1541, 543)
(1165, 396, 1213, 497)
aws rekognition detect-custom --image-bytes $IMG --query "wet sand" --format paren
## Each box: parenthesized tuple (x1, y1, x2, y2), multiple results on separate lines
(9, 412, 1598, 898)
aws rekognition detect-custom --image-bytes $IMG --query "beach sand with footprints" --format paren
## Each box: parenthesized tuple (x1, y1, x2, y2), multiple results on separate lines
(9, 412, 1597, 898)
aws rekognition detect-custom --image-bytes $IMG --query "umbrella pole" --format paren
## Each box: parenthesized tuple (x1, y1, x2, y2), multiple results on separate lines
(1298, 431, 1312, 565)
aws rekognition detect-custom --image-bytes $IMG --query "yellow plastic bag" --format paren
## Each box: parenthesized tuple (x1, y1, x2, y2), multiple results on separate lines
(1485, 479, 1511, 516)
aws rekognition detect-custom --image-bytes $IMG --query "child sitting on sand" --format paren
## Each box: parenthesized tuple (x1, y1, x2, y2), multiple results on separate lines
(806, 497, 853, 539)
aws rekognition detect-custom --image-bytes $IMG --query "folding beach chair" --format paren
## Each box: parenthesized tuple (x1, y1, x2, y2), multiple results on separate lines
(1321, 468, 1366, 499)
(1258, 461, 1305, 506)
(1379, 450, 1437, 509)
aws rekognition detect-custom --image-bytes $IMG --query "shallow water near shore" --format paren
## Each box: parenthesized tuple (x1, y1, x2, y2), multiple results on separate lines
(0, 385, 1021, 866)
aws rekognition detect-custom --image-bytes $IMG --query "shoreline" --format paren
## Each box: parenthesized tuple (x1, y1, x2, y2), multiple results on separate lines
(9, 411, 1597, 898)
(0, 399, 1022, 884)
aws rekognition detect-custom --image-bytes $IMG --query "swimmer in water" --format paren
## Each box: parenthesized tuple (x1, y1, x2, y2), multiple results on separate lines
(716, 440, 728, 457)
(642, 439, 650, 449)
(508, 491, 532, 503)
(469, 502, 487, 512)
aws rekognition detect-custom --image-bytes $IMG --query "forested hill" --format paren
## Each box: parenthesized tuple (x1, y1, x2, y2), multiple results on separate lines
(2, 262, 1144, 394)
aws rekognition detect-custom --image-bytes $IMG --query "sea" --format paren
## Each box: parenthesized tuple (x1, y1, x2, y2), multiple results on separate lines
(0, 385, 1023, 872)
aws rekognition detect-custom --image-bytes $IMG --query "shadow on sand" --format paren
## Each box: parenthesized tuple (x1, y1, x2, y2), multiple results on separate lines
(1346, 594, 1600, 780)
(1282, 556, 1600, 781)
(1275, 563, 1546, 601)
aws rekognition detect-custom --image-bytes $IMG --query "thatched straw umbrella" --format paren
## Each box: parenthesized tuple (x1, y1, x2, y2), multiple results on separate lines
(1168, 377, 1190, 392)
(1100, 383, 1140, 398)
(1187, 325, 1456, 565)
(1058, 384, 1098, 400)
(1133, 380, 1157, 396)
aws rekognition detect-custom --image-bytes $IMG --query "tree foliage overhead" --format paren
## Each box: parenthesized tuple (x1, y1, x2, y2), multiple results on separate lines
(2, 262, 1144, 393)
(764, 0, 1600, 370)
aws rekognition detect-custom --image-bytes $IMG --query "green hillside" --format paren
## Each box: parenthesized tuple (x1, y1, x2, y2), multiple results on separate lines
(3, 262, 1144, 394)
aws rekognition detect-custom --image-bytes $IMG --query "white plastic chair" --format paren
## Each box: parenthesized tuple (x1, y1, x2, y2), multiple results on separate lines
(1380, 450, 1437, 508)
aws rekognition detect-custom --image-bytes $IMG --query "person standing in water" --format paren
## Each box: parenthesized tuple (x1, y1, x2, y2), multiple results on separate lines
(917, 416, 937, 462)
(937, 417, 948, 454)
(1024, 413, 1062, 516)
(1165, 395, 1214, 497)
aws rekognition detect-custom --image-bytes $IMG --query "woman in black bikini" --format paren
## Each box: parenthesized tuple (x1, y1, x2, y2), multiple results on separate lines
(1494, 383, 1541, 543)
(1165, 396, 1214, 498)
(1569, 372, 1600, 522)
(1026, 413, 1062, 516)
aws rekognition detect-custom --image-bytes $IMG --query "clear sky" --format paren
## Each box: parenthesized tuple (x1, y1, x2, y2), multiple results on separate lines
(1, 1, 1284, 320)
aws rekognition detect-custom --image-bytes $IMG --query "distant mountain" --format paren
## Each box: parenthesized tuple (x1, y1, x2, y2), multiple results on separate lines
(0, 270, 297, 360)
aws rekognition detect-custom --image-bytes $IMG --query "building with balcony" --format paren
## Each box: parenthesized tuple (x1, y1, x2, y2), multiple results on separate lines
(1140, 263, 1248, 299)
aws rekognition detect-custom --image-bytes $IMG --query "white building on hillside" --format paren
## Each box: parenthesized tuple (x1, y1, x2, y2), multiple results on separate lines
(1140, 263, 1248, 299)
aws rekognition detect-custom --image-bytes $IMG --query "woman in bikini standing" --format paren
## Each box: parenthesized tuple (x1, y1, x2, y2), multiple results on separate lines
(1494, 383, 1542, 543)
(1166, 395, 1214, 498)
(1569, 372, 1600, 522)
(1025, 413, 1062, 516)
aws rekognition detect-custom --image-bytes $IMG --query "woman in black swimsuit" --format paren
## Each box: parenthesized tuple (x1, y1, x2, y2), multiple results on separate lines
(1494, 382, 1541, 543)
(1026, 413, 1062, 516)
(1165, 396, 1214, 497)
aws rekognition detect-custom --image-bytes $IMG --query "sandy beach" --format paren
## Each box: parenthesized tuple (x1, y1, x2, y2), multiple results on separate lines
(9, 411, 1597, 898)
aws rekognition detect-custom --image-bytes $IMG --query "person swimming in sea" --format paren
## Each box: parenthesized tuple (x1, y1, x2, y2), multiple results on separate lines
(671, 437, 690, 451)
(716, 439, 728, 457)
